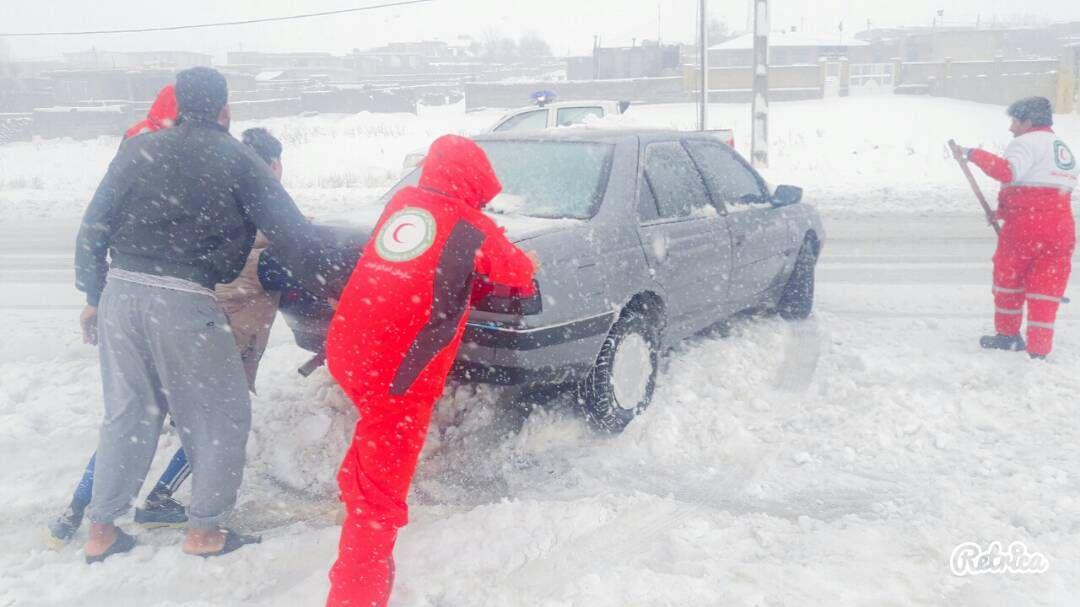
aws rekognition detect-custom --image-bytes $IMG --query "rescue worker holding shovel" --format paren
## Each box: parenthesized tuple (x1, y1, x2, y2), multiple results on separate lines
(953, 96, 1077, 359)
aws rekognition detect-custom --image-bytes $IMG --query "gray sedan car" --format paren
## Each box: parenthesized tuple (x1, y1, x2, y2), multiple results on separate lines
(282, 128, 824, 432)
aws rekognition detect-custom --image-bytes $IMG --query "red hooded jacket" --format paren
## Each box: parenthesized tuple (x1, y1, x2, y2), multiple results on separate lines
(124, 85, 178, 140)
(326, 135, 535, 402)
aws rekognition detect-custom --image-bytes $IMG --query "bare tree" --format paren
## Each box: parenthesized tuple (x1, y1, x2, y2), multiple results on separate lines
(482, 29, 518, 59)
(518, 32, 553, 58)
(708, 17, 736, 44)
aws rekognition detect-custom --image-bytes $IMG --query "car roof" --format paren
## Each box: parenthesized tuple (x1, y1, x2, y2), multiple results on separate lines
(506, 100, 618, 112)
(472, 127, 724, 144)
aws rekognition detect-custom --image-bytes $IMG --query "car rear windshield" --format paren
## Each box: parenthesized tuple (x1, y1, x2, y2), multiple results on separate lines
(479, 141, 613, 220)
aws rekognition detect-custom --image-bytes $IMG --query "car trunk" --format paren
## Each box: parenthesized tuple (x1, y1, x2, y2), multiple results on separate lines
(325, 212, 580, 248)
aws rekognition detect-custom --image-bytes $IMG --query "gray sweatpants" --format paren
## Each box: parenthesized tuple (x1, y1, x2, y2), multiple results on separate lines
(85, 278, 251, 529)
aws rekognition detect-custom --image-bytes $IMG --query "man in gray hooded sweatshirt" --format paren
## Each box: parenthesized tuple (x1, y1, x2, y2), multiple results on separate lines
(75, 67, 336, 562)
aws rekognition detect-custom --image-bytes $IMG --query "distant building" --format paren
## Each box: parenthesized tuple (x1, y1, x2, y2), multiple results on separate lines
(63, 50, 212, 70)
(345, 51, 428, 76)
(575, 43, 681, 80)
(565, 57, 593, 81)
(859, 24, 1080, 62)
(8, 59, 66, 79)
(709, 30, 872, 67)
(345, 40, 476, 76)
(226, 51, 345, 70)
(372, 40, 456, 58)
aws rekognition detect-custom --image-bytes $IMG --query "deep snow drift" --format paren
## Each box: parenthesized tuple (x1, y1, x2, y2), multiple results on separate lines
(1, 96, 1078, 606)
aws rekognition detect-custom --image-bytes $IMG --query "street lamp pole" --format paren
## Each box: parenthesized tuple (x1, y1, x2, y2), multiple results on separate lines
(698, 0, 708, 131)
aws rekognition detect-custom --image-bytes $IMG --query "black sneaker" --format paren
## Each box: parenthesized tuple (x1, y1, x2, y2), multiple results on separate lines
(979, 334, 1026, 352)
(47, 504, 86, 548)
(134, 496, 188, 528)
(1030, 353, 1047, 361)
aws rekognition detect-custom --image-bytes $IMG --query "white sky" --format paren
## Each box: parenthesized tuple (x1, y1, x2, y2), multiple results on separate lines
(3, 0, 1080, 61)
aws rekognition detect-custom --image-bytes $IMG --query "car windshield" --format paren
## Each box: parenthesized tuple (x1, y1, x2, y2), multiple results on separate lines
(479, 141, 613, 219)
(389, 140, 613, 220)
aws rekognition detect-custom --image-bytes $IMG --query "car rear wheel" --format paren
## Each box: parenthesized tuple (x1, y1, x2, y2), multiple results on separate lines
(777, 237, 818, 321)
(578, 308, 660, 433)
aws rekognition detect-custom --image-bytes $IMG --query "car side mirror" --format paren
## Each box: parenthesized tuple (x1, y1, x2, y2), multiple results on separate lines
(771, 185, 803, 207)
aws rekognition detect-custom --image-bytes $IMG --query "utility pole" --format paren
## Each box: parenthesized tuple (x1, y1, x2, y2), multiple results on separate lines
(657, 3, 662, 44)
(698, 0, 708, 130)
(751, 0, 769, 167)
(593, 34, 600, 80)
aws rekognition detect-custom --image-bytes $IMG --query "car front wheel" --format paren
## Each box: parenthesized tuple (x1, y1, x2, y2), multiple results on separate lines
(578, 308, 660, 433)
(777, 238, 818, 320)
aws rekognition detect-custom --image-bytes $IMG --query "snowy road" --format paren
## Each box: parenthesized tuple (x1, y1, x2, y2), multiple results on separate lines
(2, 209, 1079, 606)
(3, 210, 1071, 312)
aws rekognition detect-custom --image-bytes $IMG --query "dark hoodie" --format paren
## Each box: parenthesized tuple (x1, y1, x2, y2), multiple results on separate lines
(75, 115, 337, 306)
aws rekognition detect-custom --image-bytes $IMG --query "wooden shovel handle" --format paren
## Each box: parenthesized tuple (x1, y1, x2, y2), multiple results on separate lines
(948, 139, 1001, 235)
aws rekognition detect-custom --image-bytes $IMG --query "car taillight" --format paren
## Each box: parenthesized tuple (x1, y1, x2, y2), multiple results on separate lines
(473, 279, 542, 315)
(726, 137, 735, 148)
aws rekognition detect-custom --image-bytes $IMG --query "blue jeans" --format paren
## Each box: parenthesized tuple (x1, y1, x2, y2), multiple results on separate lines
(71, 448, 190, 511)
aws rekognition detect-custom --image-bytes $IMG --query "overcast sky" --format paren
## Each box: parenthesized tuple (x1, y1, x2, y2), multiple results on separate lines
(4, 0, 1080, 60)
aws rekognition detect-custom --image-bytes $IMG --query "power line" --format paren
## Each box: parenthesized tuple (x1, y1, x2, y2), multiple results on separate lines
(0, 0, 435, 37)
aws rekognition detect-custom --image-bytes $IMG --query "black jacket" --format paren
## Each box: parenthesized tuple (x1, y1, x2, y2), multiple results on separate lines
(75, 118, 336, 305)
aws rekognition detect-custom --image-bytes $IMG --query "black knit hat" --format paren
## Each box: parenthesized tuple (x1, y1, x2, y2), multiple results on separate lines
(1007, 96, 1053, 127)
(175, 67, 228, 119)
(242, 127, 282, 164)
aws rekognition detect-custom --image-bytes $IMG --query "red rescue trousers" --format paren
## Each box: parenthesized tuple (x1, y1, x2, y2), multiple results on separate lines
(327, 390, 438, 607)
(992, 211, 1075, 356)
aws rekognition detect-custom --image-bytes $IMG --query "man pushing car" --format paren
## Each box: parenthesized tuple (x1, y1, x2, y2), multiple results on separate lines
(324, 134, 537, 606)
(75, 67, 336, 562)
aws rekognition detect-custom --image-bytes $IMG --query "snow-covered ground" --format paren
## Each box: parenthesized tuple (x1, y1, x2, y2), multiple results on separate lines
(4, 95, 1076, 221)
(1, 96, 1079, 606)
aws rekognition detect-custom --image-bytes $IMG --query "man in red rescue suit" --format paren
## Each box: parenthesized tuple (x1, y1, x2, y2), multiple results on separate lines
(955, 96, 1077, 359)
(324, 134, 537, 606)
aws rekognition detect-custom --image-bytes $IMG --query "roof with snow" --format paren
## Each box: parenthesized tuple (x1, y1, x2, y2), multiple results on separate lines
(711, 31, 870, 50)
(255, 71, 287, 82)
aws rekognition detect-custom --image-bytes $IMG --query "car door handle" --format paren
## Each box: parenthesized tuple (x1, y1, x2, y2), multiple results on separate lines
(734, 234, 746, 246)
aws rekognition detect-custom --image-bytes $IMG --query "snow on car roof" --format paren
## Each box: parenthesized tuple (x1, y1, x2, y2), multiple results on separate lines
(474, 126, 666, 142)
(506, 100, 619, 111)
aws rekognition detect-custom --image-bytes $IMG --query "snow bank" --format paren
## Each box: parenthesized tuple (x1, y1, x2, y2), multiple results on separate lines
(621, 98, 1080, 215)
(6, 282, 1077, 604)
(0, 108, 503, 221)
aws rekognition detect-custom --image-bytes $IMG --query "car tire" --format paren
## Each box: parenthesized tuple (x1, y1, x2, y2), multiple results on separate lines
(578, 308, 660, 434)
(777, 237, 818, 321)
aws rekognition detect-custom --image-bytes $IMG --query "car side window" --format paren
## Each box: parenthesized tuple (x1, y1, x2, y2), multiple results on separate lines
(556, 106, 603, 127)
(494, 109, 548, 132)
(685, 141, 767, 211)
(643, 142, 712, 219)
(637, 176, 660, 222)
